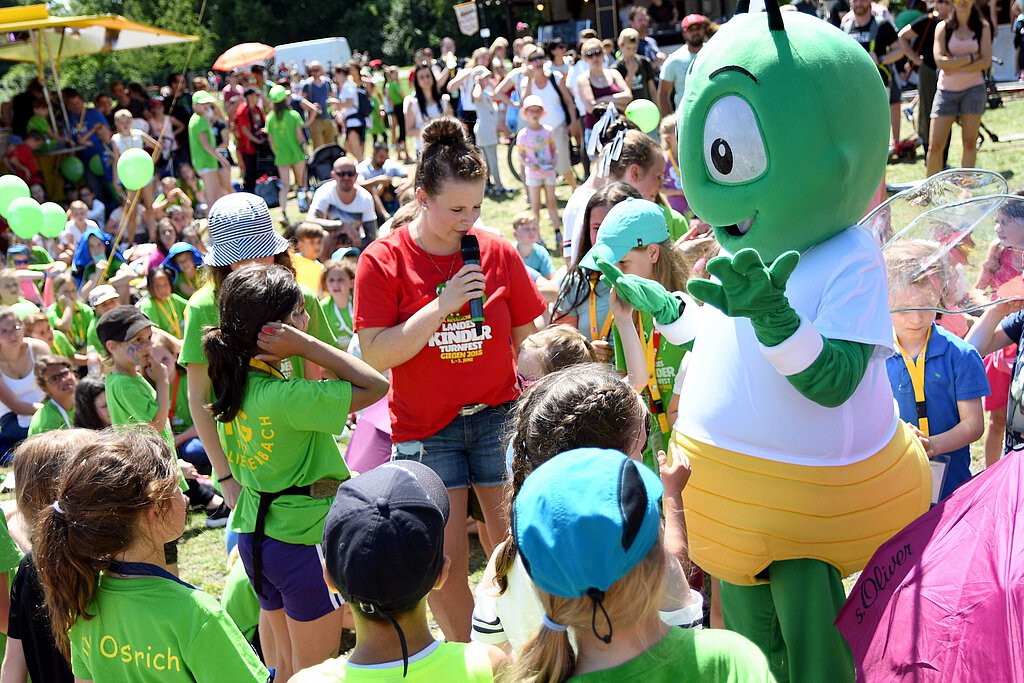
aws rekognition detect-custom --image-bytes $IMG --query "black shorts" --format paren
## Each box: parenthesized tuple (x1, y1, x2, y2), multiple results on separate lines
(346, 123, 366, 144)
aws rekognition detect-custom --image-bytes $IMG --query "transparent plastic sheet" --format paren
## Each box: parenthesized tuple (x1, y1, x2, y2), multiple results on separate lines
(861, 169, 1008, 248)
(858, 170, 1024, 315)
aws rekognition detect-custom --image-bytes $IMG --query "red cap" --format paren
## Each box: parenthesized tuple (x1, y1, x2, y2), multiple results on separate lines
(681, 14, 707, 29)
(368, 59, 383, 68)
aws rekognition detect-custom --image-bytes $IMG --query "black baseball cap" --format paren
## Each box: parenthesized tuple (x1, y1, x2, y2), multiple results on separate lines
(323, 460, 449, 612)
(322, 460, 449, 674)
(96, 306, 154, 346)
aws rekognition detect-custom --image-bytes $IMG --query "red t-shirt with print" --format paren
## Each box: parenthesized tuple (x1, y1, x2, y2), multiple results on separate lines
(355, 225, 546, 442)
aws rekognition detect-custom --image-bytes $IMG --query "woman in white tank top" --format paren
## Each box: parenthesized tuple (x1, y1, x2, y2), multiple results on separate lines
(0, 308, 48, 463)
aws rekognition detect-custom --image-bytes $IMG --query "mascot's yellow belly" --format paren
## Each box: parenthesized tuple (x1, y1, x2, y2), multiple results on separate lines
(670, 422, 930, 586)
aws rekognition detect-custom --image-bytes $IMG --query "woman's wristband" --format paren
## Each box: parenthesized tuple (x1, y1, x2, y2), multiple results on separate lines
(217, 473, 234, 484)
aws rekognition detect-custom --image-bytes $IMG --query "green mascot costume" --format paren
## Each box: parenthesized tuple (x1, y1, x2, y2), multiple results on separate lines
(597, 2, 931, 681)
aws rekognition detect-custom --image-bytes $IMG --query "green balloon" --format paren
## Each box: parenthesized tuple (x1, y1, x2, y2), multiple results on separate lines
(0, 175, 30, 218)
(39, 201, 66, 238)
(61, 155, 85, 183)
(625, 99, 661, 135)
(88, 154, 105, 177)
(6, 197, 41, 239)
(116, 148, 155, 191)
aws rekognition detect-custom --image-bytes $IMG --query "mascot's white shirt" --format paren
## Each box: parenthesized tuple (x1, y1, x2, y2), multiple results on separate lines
(678, 227, 898, 467)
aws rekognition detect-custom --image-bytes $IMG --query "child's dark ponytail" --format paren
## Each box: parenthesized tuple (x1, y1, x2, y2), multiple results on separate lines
(203, 264, 302, 423)
(34, 428, 180, 658)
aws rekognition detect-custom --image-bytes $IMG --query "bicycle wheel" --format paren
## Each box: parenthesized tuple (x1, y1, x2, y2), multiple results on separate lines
(506, 142, 523, 184)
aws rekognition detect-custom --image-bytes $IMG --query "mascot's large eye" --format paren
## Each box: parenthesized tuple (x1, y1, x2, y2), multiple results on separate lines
(703, 96, 767, 184)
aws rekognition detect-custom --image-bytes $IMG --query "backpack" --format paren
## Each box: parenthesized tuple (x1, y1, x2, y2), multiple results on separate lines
(357, 87, 373, 120)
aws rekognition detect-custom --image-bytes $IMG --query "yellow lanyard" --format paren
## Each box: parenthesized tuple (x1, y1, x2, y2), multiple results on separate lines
(154, 298, 182, 338)
(248, 358, 285, 380)
(895, 327, 931, 437)
(181, 273, 199, 293)
(63, 304, 86, 347)
(588, 273, 613, 342)
(638, 316, 670, 435)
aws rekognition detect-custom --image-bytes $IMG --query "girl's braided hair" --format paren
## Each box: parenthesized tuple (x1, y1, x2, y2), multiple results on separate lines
(495, 363, 646, 592)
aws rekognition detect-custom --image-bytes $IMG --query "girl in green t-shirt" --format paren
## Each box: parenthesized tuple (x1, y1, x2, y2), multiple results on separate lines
(33, 429, 269, 682)
(24, 312, 82, 365)
(139, 267, 187, 339)
(265, 85, 311, 224)
(48, 274, 95, 351)
(27, 355, 77, 436)
(318, 259, 355, 351)
(202, 264, 388, 682)
(509, 450, 774, 683)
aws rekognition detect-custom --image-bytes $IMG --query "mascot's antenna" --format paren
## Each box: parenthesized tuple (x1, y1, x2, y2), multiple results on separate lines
(735, 0, 786, 33)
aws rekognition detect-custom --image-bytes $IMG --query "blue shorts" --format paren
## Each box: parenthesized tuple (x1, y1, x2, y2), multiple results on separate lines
(392, 403, 511, 489)
(236, 534, 343, 622)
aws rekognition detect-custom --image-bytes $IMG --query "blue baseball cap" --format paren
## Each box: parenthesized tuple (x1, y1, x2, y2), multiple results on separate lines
(512, 448, 663, 600)
(579, 198, 669, 271)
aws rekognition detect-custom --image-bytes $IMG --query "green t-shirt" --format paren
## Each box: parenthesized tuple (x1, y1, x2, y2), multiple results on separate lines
(47, 301, 95, 349)
(69, 574, 268, 682)
(293, 641, 494, 682)
(105, 371, 175, 448)
(180, 283, 338, 381)
(171, 370, 193, 435)
(26, 114, 52, 138)
(221, 371, 351, 545)
(319, 296, 354, 352)
(29, 246, 52, 264)
(188, 114, 220, 172)
(10, 298, 39, 320)
(139, 294, 188, 339)
(570, 627, 774, 682)
(266, 108, 306, 167)
(662, 204, 688, 242)
(0, 515, 23, 664)
(50, 329, 77, 358)
(27, 398, 73, 436)
(221, 560, 259, 643)
(368, 96, 386, 136)
(386, 80, 404, 106)
(86, 318, 102, 357)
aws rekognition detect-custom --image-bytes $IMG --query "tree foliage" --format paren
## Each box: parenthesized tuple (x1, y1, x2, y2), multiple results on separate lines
(0, 0, 517, 99)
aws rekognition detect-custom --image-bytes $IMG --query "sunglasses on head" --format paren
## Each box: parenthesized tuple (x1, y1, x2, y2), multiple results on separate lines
(584, 49, 603, 58)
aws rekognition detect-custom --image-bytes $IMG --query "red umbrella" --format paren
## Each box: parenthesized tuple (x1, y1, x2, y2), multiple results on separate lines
(213, 42, 275, 71)
(836, 452, 1024, 681)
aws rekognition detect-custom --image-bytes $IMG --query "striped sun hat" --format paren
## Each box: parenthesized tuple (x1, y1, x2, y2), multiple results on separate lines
(204, 193, 290, 267)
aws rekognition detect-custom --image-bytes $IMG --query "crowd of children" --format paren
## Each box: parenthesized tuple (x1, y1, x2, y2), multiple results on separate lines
(0, 16, 1018, 677)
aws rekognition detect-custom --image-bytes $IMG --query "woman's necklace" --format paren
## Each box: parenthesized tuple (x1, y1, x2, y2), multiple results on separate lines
(414, 229, 458, 285)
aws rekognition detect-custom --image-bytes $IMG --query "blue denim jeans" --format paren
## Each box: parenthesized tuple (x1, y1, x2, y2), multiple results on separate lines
(392, 403, 512, 489)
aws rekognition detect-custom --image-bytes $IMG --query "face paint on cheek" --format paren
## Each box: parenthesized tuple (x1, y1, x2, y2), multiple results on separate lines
(126, 342, 141, 362)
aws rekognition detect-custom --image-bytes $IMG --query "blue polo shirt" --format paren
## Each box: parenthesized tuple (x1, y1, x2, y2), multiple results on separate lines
(68, 107, 109, 158)
(886, 322, 989, 501)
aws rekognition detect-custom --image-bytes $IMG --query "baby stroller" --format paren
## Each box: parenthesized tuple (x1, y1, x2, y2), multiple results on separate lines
(307, 143, 344, 190)
(300, 143, 344, 213)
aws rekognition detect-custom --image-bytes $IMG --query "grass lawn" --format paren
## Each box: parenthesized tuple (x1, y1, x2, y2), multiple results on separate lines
(179, 93, 1024, 599)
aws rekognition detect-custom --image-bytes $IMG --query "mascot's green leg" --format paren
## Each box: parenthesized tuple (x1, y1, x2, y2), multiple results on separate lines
(720, 559, 854, 683)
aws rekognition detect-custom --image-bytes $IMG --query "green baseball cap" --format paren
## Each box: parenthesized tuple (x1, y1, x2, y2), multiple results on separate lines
(579, 198, 669, 271)
(268, 84, 289, 104)
(191, 90, 216, 106)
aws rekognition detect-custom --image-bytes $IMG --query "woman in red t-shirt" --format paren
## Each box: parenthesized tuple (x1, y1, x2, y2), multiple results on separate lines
(355, 116, 545, 642)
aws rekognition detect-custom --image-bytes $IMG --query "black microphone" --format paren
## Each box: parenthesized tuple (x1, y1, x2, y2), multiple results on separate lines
(460, 234, 484, 336)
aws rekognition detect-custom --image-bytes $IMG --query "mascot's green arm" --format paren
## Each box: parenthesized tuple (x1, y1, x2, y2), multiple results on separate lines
(752, 308, 873, 408)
